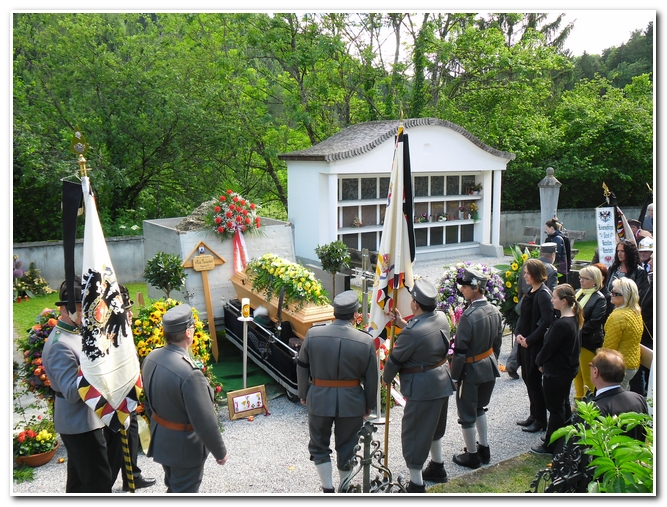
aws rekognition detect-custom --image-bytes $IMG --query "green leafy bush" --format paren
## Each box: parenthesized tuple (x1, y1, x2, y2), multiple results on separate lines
(143, 252, 187, 298)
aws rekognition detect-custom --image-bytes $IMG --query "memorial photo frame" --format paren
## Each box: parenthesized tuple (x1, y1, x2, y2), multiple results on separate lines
(227, 385, 268, 420)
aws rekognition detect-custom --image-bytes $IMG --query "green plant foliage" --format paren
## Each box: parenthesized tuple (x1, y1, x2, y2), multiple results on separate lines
(143, 252, 187, 298)
(552, 401, 653, 493)
(315, 240, 351, 276)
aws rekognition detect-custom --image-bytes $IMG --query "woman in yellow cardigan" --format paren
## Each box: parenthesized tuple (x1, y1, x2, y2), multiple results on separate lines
(603, 277, 643, 390)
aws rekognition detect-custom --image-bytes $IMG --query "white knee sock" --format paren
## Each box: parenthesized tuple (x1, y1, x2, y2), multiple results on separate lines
(409, 467, 423, 485)
(462, 427, 477, 453)
(315, 462, 333, 489)
(429, 438, 443, 463)
(476, 414, 489, 447)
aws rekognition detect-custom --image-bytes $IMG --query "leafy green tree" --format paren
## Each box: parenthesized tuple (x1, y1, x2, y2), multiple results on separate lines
(144, 252, 187, 298)
(315, 241, 351, 296)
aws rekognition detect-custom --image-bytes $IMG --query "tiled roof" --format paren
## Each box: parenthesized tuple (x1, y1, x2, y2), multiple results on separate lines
(278, 117, 516, 162)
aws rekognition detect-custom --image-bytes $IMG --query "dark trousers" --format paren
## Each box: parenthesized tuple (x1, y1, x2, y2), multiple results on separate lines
(542, 374, 574, 449)
(308, 414, 364, 471)
(522, 363, 547, 424)
(456, 379, 495, 428)
(105, 411, 143, 486)
(163, 463, 205, 493)
(401, 396, 449, 469)
(629, 365, 650, 397)
(61, 429, 113, 493)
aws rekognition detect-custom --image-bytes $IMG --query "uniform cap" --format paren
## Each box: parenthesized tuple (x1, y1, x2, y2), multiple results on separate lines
(408, 278, 438, 306)
(456, 267, 489, 289)
(163, 304, 195, 333)
(333, 290, 360, 315)
(627, 219, 641, 228)
(638, 238, 654, 252)
(540, 242, 557, 254)
(55, 276, 83, 306)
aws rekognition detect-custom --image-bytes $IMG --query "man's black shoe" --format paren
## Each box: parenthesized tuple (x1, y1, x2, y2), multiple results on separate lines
(477, 443, 490, 464)
(323, 487, 335, 493)
(422, 460, 448, 483)
(453, 450, 481, 469)
(530, 443, 553, 455)
(521, 421, 547, 433)
(123, 475, 156, 491)
(516, 417, 535, 427)
(406, 481, 426, 493)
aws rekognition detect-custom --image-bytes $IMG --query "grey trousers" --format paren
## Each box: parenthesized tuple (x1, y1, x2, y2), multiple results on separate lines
(401, 396, 449, 469)
(162, 462, 205, 493)
(308, 414, 364, 470)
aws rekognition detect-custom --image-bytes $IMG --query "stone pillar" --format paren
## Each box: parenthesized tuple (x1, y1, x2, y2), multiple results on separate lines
(538, 167, 561, 244)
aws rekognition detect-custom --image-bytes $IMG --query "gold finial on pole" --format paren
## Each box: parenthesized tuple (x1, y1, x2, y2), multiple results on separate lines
(70, 126, 90, 178)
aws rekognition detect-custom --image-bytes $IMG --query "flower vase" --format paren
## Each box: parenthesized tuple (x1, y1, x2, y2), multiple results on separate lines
(15, 442, 59, 467)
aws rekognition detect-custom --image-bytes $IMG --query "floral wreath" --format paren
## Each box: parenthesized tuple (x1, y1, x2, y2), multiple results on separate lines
(15, 308, 59, 401)
(208, 190, 260, 241)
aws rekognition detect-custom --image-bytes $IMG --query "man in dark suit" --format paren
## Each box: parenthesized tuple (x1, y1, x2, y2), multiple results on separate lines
(590, 348, 649, 441)
(382, 278, 455, 493)
(450, 268, 503, 469)
(142, 304, 228, 493)
(42, 277, 114, 493)
(297, 290, 378, 493)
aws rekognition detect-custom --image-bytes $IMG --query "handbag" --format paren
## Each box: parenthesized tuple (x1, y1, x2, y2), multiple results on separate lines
(505, 340, 520, 375)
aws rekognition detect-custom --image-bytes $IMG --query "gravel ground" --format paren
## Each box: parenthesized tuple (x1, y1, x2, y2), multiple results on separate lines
(12, 252, 552, 496)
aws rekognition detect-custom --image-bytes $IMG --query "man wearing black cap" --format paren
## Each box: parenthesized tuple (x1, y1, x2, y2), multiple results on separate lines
(382, 278, 455, 493)
(142, 304, 228, 493)
(297, 290, 378, 493)
(104, 286, 156, 491)
(450, 268, 503, 469)
(42, 276, 114, 492)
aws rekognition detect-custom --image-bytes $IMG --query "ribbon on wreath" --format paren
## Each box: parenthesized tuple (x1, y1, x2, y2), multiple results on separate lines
(233, 228, 249, 274)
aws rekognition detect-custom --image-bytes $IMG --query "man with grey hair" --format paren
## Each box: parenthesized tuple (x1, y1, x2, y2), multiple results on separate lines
(142, 304, 228, 493)
(297, 290, 378, 493)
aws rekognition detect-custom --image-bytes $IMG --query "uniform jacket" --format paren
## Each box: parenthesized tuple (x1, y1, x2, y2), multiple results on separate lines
(296, 320, 378, 418)
(382, 310, 454, 400)
(42, 324, 106, 435)
(142, 344, 227, 468)
(579, 291, 606, 352)
(450, 299, 503, 383)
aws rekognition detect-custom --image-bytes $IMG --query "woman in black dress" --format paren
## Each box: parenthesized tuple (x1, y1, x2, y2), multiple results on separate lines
(515, 259, 555, 433)
(532, 284, 582, 454)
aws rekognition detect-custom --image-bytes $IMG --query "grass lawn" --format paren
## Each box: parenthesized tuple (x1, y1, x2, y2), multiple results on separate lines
(504, 240, 597, 263)
(12, 282, 149, 334)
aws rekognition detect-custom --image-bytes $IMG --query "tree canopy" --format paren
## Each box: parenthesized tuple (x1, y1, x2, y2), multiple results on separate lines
(12, 13, 653, 243)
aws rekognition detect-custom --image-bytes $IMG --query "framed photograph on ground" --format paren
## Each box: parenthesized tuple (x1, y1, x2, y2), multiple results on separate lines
(227, 385, 268, 420)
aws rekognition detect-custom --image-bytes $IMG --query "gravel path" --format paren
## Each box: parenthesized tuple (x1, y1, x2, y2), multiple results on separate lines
(12, 252, 551, 496)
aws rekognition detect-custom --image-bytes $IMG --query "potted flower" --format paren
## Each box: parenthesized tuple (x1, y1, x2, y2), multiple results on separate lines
(458, 205, 467, 219)
(471, 183, 483, 195)
(470, 202, 479, 221)
(13, 421, 59, 467)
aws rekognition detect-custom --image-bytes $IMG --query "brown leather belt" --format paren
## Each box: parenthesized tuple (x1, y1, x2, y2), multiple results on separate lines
(400, 357, 447, 375)
(465, 347, 494, 363)
(312, 379, 360, 388)
(152, 412, 193, 432)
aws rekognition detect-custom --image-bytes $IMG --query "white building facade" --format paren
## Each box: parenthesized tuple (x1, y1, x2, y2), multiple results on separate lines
(279, 118, 515, 264)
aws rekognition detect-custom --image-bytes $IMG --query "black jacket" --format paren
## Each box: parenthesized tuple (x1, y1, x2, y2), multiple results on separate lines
(579, 291, 606, 352)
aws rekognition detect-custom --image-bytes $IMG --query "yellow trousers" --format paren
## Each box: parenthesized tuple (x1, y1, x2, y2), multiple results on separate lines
(573, 348, 596, 399)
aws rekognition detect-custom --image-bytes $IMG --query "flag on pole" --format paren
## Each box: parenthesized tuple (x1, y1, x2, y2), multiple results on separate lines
(603, 184, 636, 246)
(367, 124, 415, 348)
(75, 177, 142, 431)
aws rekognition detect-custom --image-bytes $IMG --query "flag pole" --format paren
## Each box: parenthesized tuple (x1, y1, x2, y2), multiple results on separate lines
(383, 287, 398, 471)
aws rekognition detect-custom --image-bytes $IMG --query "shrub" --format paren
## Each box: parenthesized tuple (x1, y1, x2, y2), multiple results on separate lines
(144, 252, 187, 298)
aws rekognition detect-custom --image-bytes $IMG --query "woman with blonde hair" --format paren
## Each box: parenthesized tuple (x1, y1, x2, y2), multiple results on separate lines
(532, 284, 582, 454)
(603, 278, 643, 390)
(572, 265, 607, 400)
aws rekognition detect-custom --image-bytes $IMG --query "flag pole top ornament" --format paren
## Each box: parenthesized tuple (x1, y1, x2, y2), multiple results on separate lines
(70, 126, 90, 178)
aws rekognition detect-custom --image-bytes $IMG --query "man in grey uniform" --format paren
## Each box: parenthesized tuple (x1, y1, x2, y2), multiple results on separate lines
(297, 290, 378, 493)
(142, 304, 228, 493)
(42, 277, 114, 493)
(450, 268, 503, 469)
(382, 278, 455, 493)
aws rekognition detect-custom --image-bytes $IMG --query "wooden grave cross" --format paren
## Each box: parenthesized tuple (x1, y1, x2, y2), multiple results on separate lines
(182, 240, 226, 362)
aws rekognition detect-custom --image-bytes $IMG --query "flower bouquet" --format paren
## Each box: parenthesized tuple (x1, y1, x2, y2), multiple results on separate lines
(470, 202, 479, 221)
(498, 245, 540, 333)
(436, 261, 506, 315)
(132, 298, 212, 364)
(245, 253, 330, 310)
(15, 308, 59, 401)
(207, 189, 260, 241)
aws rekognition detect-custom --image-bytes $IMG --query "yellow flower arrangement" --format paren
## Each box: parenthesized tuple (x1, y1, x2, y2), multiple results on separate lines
(132, 298, 211, 365)
(499, 245, 540, 332)
(245, 253, 330, 309)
